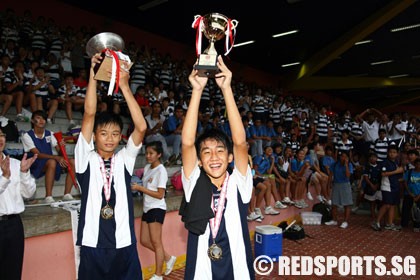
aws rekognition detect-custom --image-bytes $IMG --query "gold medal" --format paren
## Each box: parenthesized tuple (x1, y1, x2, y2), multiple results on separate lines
(208, 243, 223, 261)
(101, 204, 114, 219)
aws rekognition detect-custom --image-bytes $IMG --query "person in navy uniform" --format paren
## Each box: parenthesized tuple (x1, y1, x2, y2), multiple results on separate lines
(180, 57, 255, 280)
(75, 53, 147, 279)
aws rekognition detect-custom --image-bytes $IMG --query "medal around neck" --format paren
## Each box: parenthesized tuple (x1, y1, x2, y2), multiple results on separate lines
(208, 243, 223, 261)
(192, 13, 238, 78)
(101, 204, 114, 220)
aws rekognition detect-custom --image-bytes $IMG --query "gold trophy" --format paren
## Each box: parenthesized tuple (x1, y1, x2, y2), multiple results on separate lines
(192, 13, 238, 77)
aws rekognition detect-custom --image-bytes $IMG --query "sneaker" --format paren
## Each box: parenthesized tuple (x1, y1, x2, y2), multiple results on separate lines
(264, 206, 280, 215)
(255, 217, 263, 223)
(282, 197, 292, 205)
(63, 194, 74, 201)
(16, 114, 25, 122)
(294, 201, 303, 209)
(47, 118, 53, 124)
(149, 274, 163, 280)
(307, 192, 314, 201)
(45, 196, 55, 203)
(325, 220, 338, 226)
(351, 206, 359, 213)
(275, 201, 287, 209)
(384, 224, 392, 230)
(164, 256, 176, 275)
(340, 222, 348, 229)
(300, 200, 309, 208)
(317, 195, 323, 202)
(390, 224, 401, 232)
(371, 222, 382, 231)
(68, 120, 76, 129)
(247, 212, 260, 221)
(254, 208, 264, 220)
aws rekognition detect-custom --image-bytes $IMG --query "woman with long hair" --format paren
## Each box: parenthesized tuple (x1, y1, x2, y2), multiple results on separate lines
(131, 141, 176, 280)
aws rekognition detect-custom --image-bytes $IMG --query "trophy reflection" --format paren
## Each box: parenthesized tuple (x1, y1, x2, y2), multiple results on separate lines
(192, 13, 238, 77)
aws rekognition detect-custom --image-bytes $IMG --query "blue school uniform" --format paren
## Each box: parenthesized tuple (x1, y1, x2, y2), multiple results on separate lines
(380, 158, 400, 205)
(253, 155, 272, 174)
(27, 130, 61, 180)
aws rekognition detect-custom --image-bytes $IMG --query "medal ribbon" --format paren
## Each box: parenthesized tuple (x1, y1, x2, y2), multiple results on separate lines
(192, 16, 204, 57)
(102, 49, 120, 95)
(98, 154, 115, 203)
(209, 172, 230, 240)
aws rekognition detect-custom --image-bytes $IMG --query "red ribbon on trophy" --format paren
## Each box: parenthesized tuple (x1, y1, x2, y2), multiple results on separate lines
(192, 16, 204, 57)
(102, 48, 121, 94)
(54, 132, 77, 189)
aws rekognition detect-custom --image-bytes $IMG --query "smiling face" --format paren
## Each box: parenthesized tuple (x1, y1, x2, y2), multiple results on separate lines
(198, 139, 233, 183)
(94, 123, 122, 155)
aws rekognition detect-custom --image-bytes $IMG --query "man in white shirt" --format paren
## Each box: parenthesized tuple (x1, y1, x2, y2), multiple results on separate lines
(0, 129, 37, 280)
(358, 108, 383, 156)
(388, 113, 406, 145)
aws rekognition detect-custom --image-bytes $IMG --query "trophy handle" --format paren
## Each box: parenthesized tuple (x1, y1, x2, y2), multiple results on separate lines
(231, 19, 239, 30)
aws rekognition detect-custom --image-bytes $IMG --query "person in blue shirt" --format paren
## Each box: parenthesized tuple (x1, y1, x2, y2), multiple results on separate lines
(264, 119, 278, 147)
(325, 151, 353, 229)
(322, 146, 335, 203)
(402, 158, 420, 231)
(249, 119, 265, 157)
(253, 146, 285, 216)
(164, 105, 183, 164)
(290, 148, 311, 209)
(372, 144, 404, 231)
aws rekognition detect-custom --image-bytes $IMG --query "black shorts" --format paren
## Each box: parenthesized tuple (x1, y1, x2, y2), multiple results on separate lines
(381, 191, 400, 206)
(142, 208, 166, 224)
(253, 177, 265, 187)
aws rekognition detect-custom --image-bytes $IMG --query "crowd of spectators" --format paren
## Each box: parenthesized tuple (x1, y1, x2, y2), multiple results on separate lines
(1, 8, 420, 232)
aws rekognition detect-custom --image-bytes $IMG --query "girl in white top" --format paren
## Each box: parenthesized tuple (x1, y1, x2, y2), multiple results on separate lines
(131, 141, 176, 280)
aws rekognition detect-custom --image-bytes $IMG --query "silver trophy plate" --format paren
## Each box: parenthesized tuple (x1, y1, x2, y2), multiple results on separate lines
(86, 32, 125, 57)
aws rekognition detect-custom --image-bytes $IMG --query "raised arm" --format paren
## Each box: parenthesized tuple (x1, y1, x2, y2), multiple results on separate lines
(182, 66, 208, 179)
(215, 56, 248, 176)
(81, 53, 102, 143)
(119, 63, 147, 146)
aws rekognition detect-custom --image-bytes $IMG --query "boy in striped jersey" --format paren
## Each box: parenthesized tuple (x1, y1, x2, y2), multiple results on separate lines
(370, 129, 389, 162)
(335, 130, 353, 160)
(314, 106, 331, 145)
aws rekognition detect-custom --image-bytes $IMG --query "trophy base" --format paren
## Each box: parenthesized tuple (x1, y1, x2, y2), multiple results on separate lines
(195, 53, 220, 78)
(194, 64, 220, 78)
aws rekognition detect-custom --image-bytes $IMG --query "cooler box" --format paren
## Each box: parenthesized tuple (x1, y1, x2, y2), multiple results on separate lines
(254, 225, 282, 262)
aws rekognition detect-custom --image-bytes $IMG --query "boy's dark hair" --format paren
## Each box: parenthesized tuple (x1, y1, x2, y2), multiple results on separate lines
(35, 66, 45, 73)
(32, 110, 47, 121)
(174, 105, 183, 111)
(195, 128, 233, 158)
(94, 112, 123, 132)
(368, 152, 378, 158)
(136, 85, 145, 92)
(242, 116, 249, 123)
(342, 129, 350, 135)
(407, 149, 419, 156)
(13, 61, 24, 68)
(325, 145, 333, 152)
(388, 145, 398, 152)
(151, 101, 162, 108)
(378, 128, 386, 135)
(64, 73, 74, 80)
(162, 97, 170, 103)
(338, 150, 350, 158)
(145, 141, 163, 156)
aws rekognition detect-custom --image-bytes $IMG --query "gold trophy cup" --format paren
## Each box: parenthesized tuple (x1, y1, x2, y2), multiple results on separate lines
(193, 13, 238, 77)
